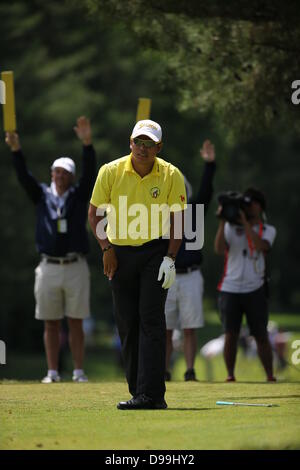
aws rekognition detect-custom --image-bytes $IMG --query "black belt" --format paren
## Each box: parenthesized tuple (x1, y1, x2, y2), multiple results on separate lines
(176, 265, 199, 274)
(42, 256, 79, 265)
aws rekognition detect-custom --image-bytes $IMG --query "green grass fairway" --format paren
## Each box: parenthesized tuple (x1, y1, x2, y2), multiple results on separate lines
(1, 381, 300, 450)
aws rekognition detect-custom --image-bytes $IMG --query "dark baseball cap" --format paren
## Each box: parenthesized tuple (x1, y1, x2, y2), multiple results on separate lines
(243, 187, 266, 211)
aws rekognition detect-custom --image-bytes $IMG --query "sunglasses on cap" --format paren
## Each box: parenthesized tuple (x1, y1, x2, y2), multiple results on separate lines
(132, 137, 159, 148)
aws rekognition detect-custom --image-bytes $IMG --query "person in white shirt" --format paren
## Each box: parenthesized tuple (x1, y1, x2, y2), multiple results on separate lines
(214, 187, 277, 382)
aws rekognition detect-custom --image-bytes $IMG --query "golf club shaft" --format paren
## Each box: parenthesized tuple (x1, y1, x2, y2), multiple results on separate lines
(216, 401, 274, 407)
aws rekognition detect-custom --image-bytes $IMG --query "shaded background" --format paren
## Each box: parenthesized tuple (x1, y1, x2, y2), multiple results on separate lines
(0, 1, 299, 377)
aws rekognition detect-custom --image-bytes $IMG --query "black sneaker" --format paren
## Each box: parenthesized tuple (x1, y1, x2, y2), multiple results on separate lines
(117, 394, 168, 410)
(165, 370, 171, 382)
(225, 375, 236, 382)
(184, 368, 198, 381)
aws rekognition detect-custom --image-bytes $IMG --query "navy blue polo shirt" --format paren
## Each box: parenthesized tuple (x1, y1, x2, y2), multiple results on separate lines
(12, 145, 96, 256)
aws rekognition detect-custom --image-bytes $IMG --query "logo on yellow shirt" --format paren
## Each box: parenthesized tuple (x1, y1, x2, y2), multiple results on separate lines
(150, 187, 160, 198)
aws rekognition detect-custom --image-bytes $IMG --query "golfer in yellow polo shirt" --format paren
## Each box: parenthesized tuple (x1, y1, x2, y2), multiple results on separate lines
(89, 119, 186, 410)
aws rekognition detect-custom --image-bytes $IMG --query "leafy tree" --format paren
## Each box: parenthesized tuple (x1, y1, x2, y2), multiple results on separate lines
(85, 0, 300, 140)
(1, 0, 300, 358)
(0, 0, 213, 350)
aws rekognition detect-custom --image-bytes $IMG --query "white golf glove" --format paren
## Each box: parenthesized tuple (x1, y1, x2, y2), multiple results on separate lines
(158, 256, 176, 289)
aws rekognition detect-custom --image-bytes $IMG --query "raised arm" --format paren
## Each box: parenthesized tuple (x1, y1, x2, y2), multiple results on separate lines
(74, 116, 96, 201)
(194, 139, 216, 211)
(6, 132, 42, 204)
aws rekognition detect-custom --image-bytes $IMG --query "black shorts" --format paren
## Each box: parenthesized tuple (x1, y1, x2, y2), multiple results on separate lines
(218, 286, 269, 338)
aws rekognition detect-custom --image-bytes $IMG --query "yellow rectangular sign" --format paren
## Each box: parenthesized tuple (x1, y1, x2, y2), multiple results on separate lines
(136, 98, 151, 122)
(1, 71, 17, 131)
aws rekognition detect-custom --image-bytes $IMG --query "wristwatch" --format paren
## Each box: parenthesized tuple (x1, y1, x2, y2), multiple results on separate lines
(103, 244, 112, 253)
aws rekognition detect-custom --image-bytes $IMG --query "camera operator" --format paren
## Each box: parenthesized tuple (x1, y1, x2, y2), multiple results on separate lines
(214, 188, 277, 382)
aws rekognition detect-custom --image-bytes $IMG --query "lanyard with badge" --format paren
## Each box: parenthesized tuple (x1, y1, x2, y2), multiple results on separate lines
(50, 190, 68, 233)
(57, 206, 68, 233)
(49, 178, 70, 234)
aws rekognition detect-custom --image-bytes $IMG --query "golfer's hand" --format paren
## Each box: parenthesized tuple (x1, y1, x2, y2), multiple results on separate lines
(74, 116, 92, 145)
(5, 132, 21, 151)
(103, 247, 118, 281)
(158, 256, 176, 289)
(200, 139, 215, 162)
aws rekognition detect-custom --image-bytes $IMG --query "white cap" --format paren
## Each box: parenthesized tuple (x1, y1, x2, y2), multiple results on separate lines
(131, 119, 162, 143)
(51, 157, 76, 175)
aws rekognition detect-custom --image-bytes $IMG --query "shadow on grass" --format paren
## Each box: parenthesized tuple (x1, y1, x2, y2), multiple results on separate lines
(211, 380, 300, 384)
(167, 407, 223, 411)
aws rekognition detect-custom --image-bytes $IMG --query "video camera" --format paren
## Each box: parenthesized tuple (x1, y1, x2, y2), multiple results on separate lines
(217, 191, 252, 224)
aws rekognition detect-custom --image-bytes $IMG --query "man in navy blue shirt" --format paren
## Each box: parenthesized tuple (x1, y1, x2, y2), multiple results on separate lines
(165, 140, 216, 381)
(5, 116, 96, 383)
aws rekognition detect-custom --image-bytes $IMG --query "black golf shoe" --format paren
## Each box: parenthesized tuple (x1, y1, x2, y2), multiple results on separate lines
(184, 368, 198, 381)
(117, 394, 167, 410)
(165, 370, 172, 382)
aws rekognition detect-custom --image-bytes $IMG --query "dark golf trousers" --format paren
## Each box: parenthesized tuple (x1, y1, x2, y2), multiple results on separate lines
(111, 238, 168, 402)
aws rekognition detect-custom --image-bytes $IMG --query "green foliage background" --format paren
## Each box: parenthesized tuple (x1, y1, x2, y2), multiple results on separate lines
(0, 0, 300, 352)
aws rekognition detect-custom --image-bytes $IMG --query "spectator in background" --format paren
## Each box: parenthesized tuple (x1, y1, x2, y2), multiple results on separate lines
(268, 322, 290, 371)
(214, 187, 277, 382)
(5, 116, 96, 383)
(165, 140, 216, 381)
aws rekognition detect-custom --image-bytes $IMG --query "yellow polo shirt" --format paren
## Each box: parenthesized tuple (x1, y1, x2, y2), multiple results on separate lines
(90, 154, 187, 246)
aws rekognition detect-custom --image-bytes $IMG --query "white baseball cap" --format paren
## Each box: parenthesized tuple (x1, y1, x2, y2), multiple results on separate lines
(131, 119, 162, 143)
(51, 157, 76, 175)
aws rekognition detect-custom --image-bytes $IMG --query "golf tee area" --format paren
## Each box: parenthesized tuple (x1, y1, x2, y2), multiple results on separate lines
(1, 310, 300, 450)
(1, 381, 299, 450)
